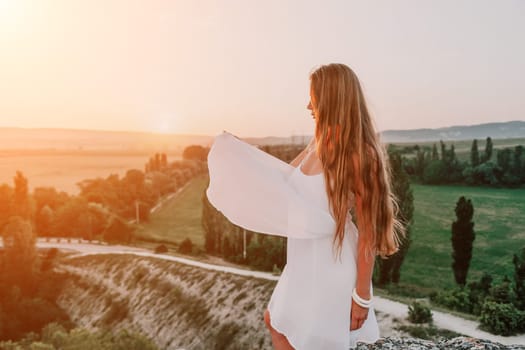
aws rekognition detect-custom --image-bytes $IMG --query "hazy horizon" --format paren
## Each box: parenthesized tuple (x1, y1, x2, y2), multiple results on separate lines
(1, 119, 524, 139)
(1, 0, 524, 137)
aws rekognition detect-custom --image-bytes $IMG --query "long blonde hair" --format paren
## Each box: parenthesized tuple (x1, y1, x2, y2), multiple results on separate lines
(310, 63, 404, 260)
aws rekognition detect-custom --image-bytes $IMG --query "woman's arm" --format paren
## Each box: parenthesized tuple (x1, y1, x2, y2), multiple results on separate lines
(350, 154, 376, 330)
(350, 190, 375, 331)
(355, 233, 374, 298)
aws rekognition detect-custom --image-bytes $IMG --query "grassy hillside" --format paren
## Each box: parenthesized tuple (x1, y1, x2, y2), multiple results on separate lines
(134, 172, 524, 297)
(135, 174, 209, 247)
(399, 184, 525, 292)
(58, 254, 276, 349)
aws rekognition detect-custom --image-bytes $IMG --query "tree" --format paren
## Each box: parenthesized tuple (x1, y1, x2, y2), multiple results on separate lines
(482, 136, 493, 163)
(497, 148, 512, 175)
(52, 197, 91, 238)
(440, 140, 446, 161)
(0, 184, 13, 230)
(471, 139, 480, 167)
(202, 190, 223, 254)
(513, 247, 525, 310)
(431, 144, 439, 161)
(451, 196, 475, 286)
(513, 145, 524, 182)
(155, 153, 161, 171)
(13, 171, 31, 219)
(377, 151, 414, 285)
(1, 216, 37, 294)
(413, 149, 427, 180)
(422, 160, 447, 184)
(35, 205, 54, 237)
(32, 187, 69, 213)
(102, 216, 134, 243)
(183, 145, 209, 161)
(161, 153, 168, 168)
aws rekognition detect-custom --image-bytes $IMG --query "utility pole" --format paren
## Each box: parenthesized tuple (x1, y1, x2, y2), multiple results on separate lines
(243, 229, 247, 260)
(135, 200, 140, 224)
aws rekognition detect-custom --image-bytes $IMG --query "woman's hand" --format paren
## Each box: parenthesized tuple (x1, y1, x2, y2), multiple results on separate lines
(350, 299, 369, 331)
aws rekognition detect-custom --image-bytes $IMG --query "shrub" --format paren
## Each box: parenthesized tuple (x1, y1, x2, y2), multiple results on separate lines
(178, 238, 193, 255)
(395, 324, 461, 341)
(430, 287, 473, 314)
(479, 300, 524, 336)
(214, 322, 241, 350)
(154, 244, 168, 254)
(101, 299, 129, 326)
(2, 323, 159, 349)
(467, 273, 492, 315)
(408, 301, 433, 324)
(489, 276, 513, 304)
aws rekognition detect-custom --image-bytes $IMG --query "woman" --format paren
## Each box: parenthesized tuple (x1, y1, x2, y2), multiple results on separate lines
(206, 63, 404, 349)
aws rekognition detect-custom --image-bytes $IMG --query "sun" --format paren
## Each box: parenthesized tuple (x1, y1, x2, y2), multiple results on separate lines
(151, 119, 175, 134)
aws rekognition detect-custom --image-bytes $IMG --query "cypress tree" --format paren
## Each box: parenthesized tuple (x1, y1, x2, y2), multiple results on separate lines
(1, 216, 37, 294)
(440, 140, 446, 161)
(432, 144, 439, 161)
(513, 145, 523, 180)
(451, 196, 475, 286)
(13, 171, 30, 219)
(512, 247, 525, 310)
(377, 150, 413, 285)
(415, 149, 426, 179)
(471, 139, 480, 167)
(482, 136, 493, 163)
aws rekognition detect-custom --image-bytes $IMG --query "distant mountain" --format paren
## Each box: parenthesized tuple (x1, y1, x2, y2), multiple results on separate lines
(0, 127, 310, 151)
(0, 121, 523, 151)
(380, 120, 525, 143)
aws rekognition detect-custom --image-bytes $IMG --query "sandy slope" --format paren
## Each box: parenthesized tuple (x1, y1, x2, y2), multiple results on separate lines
(37, 241, 525, 346)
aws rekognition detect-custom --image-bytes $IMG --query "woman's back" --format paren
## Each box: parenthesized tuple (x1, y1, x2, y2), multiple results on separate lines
(206, 131, 380, 349)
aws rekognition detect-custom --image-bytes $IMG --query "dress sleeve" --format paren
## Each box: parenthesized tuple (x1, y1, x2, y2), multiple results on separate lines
(206, 131, 334, 239)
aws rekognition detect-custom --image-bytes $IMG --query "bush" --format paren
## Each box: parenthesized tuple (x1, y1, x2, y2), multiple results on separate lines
(178, 238, 193, 255)
(489, 276, 513, 304)
(479, 300, 525, 335)
(430, 287, 473, 314)
(408, 301, 433, 324)
(245, 237, 286, 271)
(0, 323, 159, 349)
(422, 160, 447, 184)
(395, 324, 461, 341)
(100, 299, 129, 326)
(154, 244, 168, 254)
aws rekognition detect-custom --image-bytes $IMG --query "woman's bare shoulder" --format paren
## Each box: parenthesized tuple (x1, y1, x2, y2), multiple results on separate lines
(290, 147, 308, 167)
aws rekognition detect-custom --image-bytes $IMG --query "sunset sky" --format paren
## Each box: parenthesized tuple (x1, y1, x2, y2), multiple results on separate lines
(0, 0, 524, 137)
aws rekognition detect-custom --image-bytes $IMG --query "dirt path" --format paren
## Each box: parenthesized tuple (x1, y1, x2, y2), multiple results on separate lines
(34, 241, 525, 346)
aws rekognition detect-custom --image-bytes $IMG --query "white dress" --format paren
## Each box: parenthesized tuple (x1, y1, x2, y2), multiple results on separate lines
(206, 131, 380, 350)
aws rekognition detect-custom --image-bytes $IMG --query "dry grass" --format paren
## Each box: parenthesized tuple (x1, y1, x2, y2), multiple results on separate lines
(58, 253, 276, 349)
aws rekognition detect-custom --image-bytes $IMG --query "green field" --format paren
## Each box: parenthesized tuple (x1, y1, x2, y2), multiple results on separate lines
(135, 172, 525, 296)
(401, 184, 525, 292)
(135, 174, 209, 246)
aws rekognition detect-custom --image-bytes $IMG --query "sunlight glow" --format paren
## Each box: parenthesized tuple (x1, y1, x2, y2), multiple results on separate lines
(0, 0, 33, 40)
(151, 118, 175, 135)
(0, 0, 22, 29)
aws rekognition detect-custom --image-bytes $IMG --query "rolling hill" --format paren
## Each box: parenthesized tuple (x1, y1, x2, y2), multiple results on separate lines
(0, 120, 523, 151)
